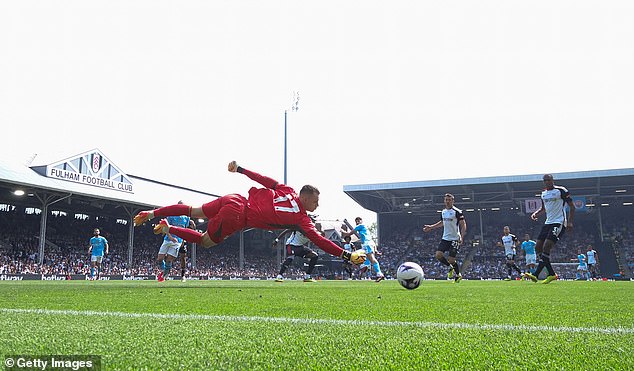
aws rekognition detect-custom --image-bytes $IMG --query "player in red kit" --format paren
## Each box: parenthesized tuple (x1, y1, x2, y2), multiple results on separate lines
(134, 161, 366, 264)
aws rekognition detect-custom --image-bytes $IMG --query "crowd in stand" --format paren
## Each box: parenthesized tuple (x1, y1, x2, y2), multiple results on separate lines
(0, 212, 282, 278)
(0, 209, 631, 280)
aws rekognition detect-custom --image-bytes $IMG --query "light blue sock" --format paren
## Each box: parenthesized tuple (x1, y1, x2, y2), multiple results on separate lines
(372, 262, 382, 276)
(90, 267, 95, 278)
(164, 261, 172, 277)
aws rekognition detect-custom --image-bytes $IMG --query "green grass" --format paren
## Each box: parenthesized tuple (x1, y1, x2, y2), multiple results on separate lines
(1, 279, 633, 370)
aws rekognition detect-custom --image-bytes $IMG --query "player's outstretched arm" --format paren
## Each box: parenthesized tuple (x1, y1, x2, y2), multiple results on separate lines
(229, 161, 279, 189)
(423, 221, 442, 232)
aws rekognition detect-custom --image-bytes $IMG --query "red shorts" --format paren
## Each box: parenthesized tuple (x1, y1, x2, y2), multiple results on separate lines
(201, 194, 248, 244)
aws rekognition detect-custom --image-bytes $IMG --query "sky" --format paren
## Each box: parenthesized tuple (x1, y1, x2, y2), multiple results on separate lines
(1, 1, 633, 225)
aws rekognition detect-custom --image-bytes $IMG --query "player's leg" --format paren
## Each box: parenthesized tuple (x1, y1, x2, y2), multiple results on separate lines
(505, 261, 513, 280)
(510, 257, 522, 276)
(303, 249, 318, 282)
(179, 249, 187, 282)
(541, 224, 565, 284)
(163, 251, 177, 280)
(447, 242, 461, 282)
(366, 253, 385, 282)
(363, 244, 384, 282)
(448, 256, 462, 283)
(156, 248, 167, 282)
(533, 240, 546, 277)
(95, 257, 103, 279)
(155, 219, 219, 248)
(277, 246, 294, 282)
(357, 259, 370, 279)
(529, 226, 549, 281)
(90, 258, 97, 280)
(435, 250, 453, 278)
(343, 261, 353, 279)
(134, 203, 208, 226)
(436, 240, 456, 279)
(540, 239, 558, 283)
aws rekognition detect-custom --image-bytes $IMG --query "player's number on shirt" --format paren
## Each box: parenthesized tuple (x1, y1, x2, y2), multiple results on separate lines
(274, 195, 300, 213)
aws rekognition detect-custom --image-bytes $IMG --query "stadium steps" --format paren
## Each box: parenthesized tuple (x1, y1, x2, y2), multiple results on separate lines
(460, 245, 478, 274)
(606, 239, 632, 278)
(597, 241, 633, 277)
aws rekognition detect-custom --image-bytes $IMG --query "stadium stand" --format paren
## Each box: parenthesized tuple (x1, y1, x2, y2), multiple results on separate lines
(1, 151, 633, 280)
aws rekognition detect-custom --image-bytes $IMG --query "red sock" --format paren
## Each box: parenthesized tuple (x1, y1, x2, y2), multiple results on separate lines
(168, 226, 202, 244)
(154, 204, 191, 217)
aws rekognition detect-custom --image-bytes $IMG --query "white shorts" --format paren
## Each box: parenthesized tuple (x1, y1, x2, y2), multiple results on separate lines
(525, 254, 537, 265)
(159, 240, 181, 257)
(362, 243, 375, 255)
(91, 255, 103, 263)
(577, 264, 588, 271)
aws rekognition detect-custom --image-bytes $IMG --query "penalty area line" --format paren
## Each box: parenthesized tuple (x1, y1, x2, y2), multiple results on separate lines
(1, 308, 633, 335)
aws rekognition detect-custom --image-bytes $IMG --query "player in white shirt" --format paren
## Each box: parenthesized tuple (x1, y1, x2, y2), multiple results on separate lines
(341, 235, 355, 279)
(423, 193, 467, 283)
(274, 215, 322, 282)
(586, 245, 599, 280)
(524, 174, 576, 284)
(496, 226, 523, 281)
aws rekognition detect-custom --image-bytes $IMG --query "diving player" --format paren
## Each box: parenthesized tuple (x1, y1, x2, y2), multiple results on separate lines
(134, 161, 363, 265)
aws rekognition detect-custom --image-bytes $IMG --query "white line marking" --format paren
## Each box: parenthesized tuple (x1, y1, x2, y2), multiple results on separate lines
(1, 308, 632, 335)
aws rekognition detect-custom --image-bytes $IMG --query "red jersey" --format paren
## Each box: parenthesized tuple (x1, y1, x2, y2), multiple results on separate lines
(239, 167, 344, 258)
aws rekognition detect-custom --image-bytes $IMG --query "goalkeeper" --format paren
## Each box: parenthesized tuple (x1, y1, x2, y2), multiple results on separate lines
(134, 161, 365, 265)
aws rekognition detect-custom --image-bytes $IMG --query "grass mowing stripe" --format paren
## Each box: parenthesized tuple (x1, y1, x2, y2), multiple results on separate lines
(3, 307, 633, 335)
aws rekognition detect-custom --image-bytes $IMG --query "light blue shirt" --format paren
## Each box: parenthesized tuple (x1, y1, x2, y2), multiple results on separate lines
(90, 236, 108, 256)
(587, 250, 597, 264)
(165, 215, 191, 243)
(353, 224, 371, 245)
(521, 240, 536, 255)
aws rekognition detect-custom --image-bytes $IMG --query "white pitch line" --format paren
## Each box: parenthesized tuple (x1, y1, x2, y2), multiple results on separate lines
(1, 308, 633, 335)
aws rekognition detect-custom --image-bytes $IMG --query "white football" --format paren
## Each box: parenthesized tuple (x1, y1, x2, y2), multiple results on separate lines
(397, 262, 424, 290)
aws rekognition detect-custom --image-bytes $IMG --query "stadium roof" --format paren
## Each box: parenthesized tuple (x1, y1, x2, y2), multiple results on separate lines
(344, 168, 634, 216)
(0, 149, 218, 218)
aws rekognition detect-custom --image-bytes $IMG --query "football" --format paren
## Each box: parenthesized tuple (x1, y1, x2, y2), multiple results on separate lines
(350, 249, 367, 265)
(396, 262, 424, 290)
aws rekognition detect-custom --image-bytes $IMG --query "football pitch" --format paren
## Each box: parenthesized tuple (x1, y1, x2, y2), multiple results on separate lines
(1, 279, 633, 370)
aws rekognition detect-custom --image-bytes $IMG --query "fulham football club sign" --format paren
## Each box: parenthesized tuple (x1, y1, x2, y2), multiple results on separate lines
(35, 149, 134, 193)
